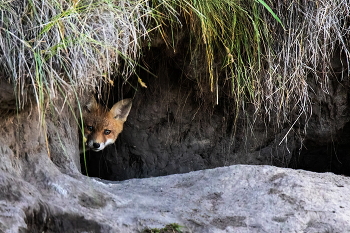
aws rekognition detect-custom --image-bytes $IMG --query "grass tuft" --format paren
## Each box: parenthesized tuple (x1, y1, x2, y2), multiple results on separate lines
(147, 0, 350, 137)
(1, 0, 350, 145)
(0, 0, 150, 115)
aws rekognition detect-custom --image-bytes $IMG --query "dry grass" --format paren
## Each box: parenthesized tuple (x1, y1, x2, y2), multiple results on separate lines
(1, 0, 349, 137)
(150, 0, 350, 135)
(0, 0, 149, 113)
(260, 0, 350, 131)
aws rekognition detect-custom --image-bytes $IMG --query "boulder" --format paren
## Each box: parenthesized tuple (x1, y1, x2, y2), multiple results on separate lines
(1, 154, 349, 232)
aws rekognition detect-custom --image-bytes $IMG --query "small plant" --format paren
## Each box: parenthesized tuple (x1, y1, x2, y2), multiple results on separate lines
(165, 223, 182, 232)
(143, 223, 183, 233)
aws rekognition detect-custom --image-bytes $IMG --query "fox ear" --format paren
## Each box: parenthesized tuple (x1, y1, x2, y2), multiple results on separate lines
(86, 97, 98, 112)
(110, 98, 132, 122)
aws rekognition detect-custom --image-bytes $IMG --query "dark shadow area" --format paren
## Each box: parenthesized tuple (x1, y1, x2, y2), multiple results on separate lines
(80, 147, 116, 180)
(80, 138, 145, 181)
(290, 121, 350, 176)
(24, 203, 107, 233)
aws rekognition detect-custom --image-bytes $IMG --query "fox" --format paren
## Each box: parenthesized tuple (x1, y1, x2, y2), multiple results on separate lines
(80, 97, 132, 152)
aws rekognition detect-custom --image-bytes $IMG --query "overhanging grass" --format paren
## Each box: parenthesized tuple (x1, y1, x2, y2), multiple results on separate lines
(148, 0, 284, 122)
(0, 0, 149, 113)
(1, 0, 350, 142)
(148, 0, 350, 137)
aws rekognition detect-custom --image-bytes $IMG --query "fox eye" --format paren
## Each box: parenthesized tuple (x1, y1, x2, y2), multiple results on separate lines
(87, 126, 93, 131)
(104, 129, 111, 135)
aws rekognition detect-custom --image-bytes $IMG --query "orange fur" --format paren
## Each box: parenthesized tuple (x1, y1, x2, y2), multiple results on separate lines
(81, 98, 132, 152)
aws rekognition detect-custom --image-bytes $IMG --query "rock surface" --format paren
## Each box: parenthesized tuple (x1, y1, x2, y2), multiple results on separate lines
(1, 154, 350, 233)
(1, 1, 350, 231)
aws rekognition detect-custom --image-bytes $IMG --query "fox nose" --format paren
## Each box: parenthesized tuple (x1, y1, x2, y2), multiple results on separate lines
(93, 143, 100, 149)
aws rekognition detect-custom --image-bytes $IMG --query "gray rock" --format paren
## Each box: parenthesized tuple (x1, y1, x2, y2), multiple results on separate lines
(1, 158, 350, 232)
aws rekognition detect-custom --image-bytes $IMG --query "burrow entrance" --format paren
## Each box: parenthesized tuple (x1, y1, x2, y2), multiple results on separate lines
(80, 45, 350, 181)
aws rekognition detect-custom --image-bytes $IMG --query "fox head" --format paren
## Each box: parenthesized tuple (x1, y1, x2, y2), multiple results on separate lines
(82, 97, 132, 152)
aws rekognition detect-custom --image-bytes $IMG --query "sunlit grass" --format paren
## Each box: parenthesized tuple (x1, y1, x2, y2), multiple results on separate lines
(0, 0, 149, 115)
(149, 0, 283, 120)
(148, 0, 350, 136)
